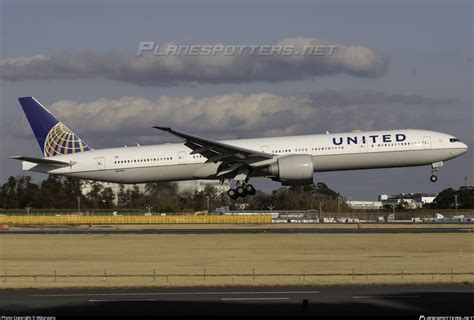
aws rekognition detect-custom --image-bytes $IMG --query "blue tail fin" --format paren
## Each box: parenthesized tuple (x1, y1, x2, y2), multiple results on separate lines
(18, 97, 91, 157)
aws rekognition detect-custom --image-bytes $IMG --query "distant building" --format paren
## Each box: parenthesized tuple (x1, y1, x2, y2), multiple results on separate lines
(176, 180, 228, 194)
(378, 193, 437, 209)
(347, 192, 437, 210)
(413, 194, 436, 205)
(346, 200, 383, 210)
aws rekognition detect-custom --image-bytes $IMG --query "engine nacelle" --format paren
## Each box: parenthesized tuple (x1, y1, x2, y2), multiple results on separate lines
(268, 154, 314, 186)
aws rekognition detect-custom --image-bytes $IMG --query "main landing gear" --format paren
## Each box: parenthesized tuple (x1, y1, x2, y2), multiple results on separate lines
(227, 182, 256, 200)
(226, 167, 256, 199)
(430, 161, 443, 183)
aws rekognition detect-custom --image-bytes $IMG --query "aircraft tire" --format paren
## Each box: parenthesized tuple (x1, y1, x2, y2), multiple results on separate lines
(245, 184, 256, 195)
(236, 186, 247, 197)
(227, 189, 239, 199)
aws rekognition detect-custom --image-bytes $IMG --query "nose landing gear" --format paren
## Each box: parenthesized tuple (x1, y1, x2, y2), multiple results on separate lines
(430, 161, 443, 183)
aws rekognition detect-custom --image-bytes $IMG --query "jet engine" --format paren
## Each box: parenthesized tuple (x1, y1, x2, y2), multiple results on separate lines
(267, 154, 314, 186)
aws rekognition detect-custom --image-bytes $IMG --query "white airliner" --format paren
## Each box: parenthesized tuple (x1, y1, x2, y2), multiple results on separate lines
(12, 97, 468, 199)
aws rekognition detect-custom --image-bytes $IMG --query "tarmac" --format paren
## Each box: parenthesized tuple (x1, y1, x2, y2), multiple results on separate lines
(0, 284, 472, 316)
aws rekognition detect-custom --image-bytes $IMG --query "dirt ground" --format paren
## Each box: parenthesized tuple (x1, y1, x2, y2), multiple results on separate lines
(9, 222, 473, 230)
(0, 233, 472, 288)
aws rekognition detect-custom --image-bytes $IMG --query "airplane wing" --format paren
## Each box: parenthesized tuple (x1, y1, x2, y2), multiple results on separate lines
(10, 156, 74, 167)
(152, 127, 274, 164)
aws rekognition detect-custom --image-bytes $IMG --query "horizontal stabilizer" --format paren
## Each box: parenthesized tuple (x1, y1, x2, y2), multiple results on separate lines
(10, 156, 74, 167)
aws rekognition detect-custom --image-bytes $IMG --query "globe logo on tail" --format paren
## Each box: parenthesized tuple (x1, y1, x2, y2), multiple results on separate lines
(43, 122, 91, 157)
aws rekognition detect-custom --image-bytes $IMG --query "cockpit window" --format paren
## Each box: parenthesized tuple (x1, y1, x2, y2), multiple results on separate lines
(450, 138, 460, 143)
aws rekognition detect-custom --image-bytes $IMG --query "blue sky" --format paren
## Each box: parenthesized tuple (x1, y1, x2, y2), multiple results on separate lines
(1, 0, 472, 199)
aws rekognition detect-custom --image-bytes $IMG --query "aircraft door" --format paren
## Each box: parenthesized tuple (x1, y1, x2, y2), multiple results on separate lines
(261, 146, 270, 153)
(423, 136, 432, 149)
(359, 143, 368, 153)
(96, 157, 105, 170)
(178, 151, 186, 164)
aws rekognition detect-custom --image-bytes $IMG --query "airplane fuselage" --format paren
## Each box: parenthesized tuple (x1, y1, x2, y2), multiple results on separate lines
(22, 129, 468, 184)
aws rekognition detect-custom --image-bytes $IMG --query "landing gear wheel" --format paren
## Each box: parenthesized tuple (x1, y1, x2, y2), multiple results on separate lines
(430, 162, 443, 183)
(236, 186, 247, 197)
(245, 184, 256, 195)
(227, 189, 238, 199)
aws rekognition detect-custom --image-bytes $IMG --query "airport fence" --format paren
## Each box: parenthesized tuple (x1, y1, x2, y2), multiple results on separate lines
(0, 215, 272, 225)
(2, 269, 473, 284)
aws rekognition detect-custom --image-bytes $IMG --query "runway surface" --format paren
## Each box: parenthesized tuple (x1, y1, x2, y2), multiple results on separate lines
(1, 227, 472, 234)
(0, 284, 472, 316)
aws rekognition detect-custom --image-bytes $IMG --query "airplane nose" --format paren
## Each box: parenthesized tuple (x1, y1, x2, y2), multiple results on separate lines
(450, 142, 468, 158)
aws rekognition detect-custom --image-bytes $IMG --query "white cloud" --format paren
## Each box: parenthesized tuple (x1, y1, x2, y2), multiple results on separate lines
(0, 54, 48, 66)
(0, 37, 388, 86)
(13, 90, 460, 148)
(46, 94, 313, 137)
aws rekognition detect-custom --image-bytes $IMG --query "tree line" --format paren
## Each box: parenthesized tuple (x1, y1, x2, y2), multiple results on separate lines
(428, 186, 474, 209)
(1, 175, 472, 212)
(0, 175, 350, 212)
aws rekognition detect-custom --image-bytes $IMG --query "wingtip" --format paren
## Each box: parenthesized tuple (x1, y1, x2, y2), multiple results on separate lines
(151, 126, 172, 132)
